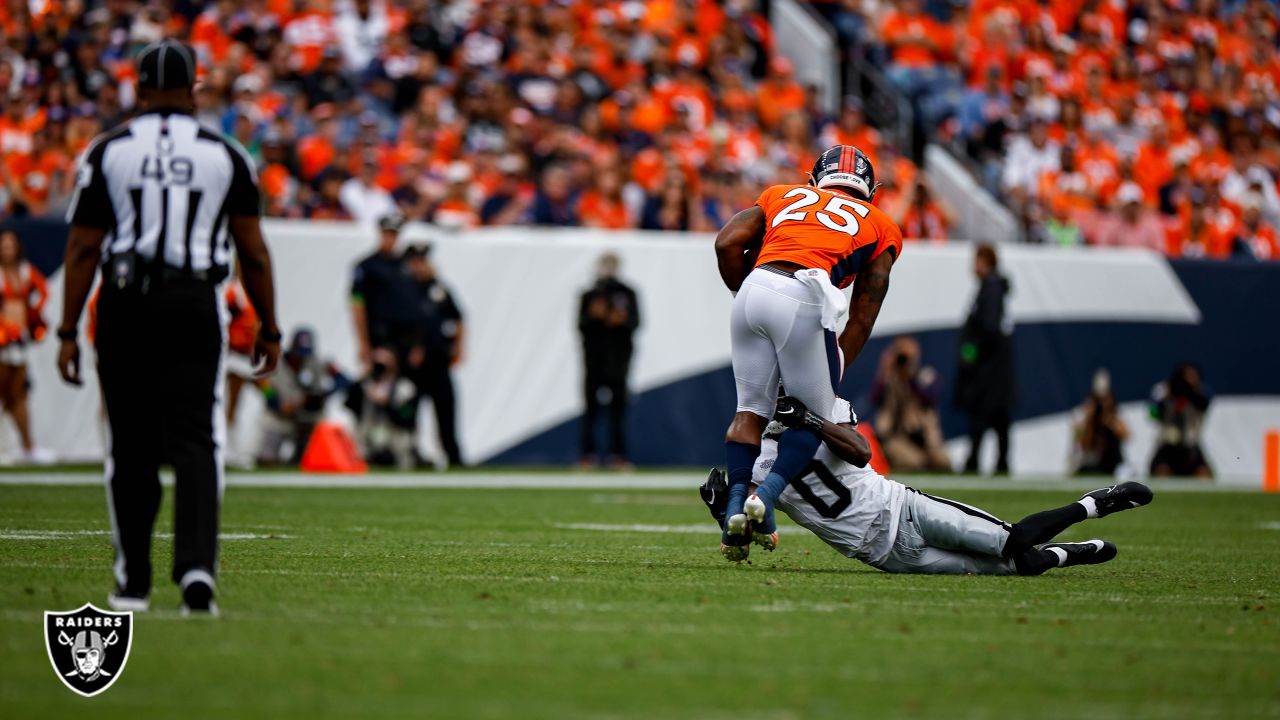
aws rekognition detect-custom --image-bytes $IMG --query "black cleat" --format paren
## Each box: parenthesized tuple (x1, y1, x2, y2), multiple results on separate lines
(700, 468, 729, 530)
(1044, 539, 1117, 568)
(181, 580, 219, 617)
(1082, 481, 1153, 518)
(107, 591, 150, 612)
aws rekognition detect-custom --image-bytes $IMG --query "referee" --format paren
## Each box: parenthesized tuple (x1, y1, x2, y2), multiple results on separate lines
(56, 40, 281, 615)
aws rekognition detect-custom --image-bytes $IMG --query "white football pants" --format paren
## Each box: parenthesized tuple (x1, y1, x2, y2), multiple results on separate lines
(876, 488, 1017, 575)
(731, 266, 840, 420)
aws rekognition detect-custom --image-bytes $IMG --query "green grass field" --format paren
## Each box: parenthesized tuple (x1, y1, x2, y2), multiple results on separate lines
(1, 477, 1278, 720)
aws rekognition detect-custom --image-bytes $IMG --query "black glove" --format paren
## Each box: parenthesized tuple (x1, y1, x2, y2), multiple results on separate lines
(699, 468, 728, 530)
(775, 395, 826, 434)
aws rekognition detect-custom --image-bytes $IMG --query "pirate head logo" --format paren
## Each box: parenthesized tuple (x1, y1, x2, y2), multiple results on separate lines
(44, 604, 133, 697)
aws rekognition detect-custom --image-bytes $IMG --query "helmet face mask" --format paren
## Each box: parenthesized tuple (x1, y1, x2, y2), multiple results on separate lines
(809, 145, 878, 201)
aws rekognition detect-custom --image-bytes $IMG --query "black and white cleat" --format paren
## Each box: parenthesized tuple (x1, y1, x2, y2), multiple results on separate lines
(180, 580, 220, 617)
(1081, 482, 1154, 518)
(1043, 539, 1118, 568)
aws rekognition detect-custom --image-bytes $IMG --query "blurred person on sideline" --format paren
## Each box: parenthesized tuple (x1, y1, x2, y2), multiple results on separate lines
(870, 337, 951, 473)
(1073, 369, 1129, 476)
(1149, 363, 1213, 478)
(258, 328, 348, 465)
(0, 229, 52, 464)
(578, 252, 640, 469)
(344, 347, 419, 469)
(955, 243, 1014, 475)
(351, 215, 420, 373)
(224, 271, 261, 468)
(403, 243, 465, 468)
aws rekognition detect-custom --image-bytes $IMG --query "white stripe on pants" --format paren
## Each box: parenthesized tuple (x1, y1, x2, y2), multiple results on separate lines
(731, 267, 837, 420)
(876, 490, 1015, 575)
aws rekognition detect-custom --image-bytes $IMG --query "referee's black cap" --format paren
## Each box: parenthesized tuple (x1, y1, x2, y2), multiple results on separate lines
(137, 40, 197, 91)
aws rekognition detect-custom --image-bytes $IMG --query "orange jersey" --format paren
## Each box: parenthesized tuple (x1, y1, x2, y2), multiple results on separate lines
(753, 184, 903, 289)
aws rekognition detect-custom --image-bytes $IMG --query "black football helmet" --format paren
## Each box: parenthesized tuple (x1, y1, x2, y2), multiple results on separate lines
(809, 144, 878, 201)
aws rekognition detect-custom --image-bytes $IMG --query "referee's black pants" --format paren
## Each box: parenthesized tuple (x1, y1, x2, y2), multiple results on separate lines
(97, 279, 225, 597)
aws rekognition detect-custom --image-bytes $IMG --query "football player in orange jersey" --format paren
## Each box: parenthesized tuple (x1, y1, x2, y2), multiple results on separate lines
(713, 145, 902, 560)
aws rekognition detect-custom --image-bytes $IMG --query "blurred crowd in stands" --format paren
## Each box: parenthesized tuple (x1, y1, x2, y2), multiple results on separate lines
(838, 0, 1280, 258)
(0, 0, 941, 236)
(1, 0, 1279, 259)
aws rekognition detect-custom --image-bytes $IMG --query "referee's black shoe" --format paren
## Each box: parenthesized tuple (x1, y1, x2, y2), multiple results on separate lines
(180, 578, 219, 617)
(1081, 482, 1154, 518)
(108, 591, 150, 612)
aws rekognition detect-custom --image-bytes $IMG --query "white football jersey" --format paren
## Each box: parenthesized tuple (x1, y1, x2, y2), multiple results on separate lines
(753, 399, 905, 565)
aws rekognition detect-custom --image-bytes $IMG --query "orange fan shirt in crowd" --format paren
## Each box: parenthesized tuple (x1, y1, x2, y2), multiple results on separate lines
(901, 202, 949, 242)
(578, 192, 630, 229)
(1038, 168, 1095, 213)
(1168, 216, 1230, 259)
(753, 183, 904, 290)
(296, 134, 335, 181)
(0, 260, 48, 346)
(0, 113, 40, 157)
(433, 198, 480, 229)
(754, 76, 806, 129)
(723, 123, 764, 169)
(881, 9, 951, 68)
(260, 163, 294, 205)
(190, 9, 233, 63)
(1241, 224, 1280, 260)
(654, 77, 714, 130)
(4, 149, 68, 208)
(283, 10, 337, 75)
(1134, 140, 1175, 201)
(1076, 140, 1120, 198)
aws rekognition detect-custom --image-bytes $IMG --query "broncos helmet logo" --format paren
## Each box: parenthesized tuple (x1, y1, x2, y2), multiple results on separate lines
(809, 145, 879, 201)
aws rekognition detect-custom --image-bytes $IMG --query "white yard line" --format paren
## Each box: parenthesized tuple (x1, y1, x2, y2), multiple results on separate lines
(0, 471, 1263, 493)
(0, 529, 292, 540)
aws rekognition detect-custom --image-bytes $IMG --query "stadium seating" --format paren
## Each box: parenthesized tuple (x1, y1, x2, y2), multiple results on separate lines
(857, 0, 1280, 258)
(0, 0, 1276, 261)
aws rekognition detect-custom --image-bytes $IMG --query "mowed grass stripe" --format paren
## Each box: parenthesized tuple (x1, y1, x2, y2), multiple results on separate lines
(0, 483, 1276, 720)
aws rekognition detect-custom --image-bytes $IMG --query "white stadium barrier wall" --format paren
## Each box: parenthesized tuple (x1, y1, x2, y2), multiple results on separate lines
(18, 221, 1280, 484)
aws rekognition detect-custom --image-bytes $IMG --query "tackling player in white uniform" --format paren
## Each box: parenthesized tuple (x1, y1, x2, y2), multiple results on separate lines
(701, 396, 1153, 574)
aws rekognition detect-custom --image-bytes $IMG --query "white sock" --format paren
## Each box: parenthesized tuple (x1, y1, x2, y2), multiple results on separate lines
(1077, 496, 1099, 519)
(1046, 546, 1069, 567)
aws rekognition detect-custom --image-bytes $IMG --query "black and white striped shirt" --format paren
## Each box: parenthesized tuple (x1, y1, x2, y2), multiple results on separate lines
(67, 110, 261, 281)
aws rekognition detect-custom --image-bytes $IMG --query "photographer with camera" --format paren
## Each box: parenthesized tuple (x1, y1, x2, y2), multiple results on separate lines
(258, 328, 349, 465)
(1149, 363, 1213, 478)
(1073, 369, 1129, 476)
(871, 336, 952, 473)
(344, 347, 420, 469)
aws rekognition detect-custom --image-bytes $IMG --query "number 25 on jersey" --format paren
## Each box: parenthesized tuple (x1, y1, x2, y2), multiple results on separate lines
(771, 187, 871, 238)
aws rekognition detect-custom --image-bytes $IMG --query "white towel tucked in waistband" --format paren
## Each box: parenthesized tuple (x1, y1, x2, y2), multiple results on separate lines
(793, 268, 847, 332)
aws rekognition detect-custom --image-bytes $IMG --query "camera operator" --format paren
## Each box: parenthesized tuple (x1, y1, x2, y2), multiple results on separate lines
(1073, 369, 1129, 476)
(1150, 363, 1213, 478)
(258, 328, 348, 465)
(345, 347, 420, 469)
(871, 337, 952, 473)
